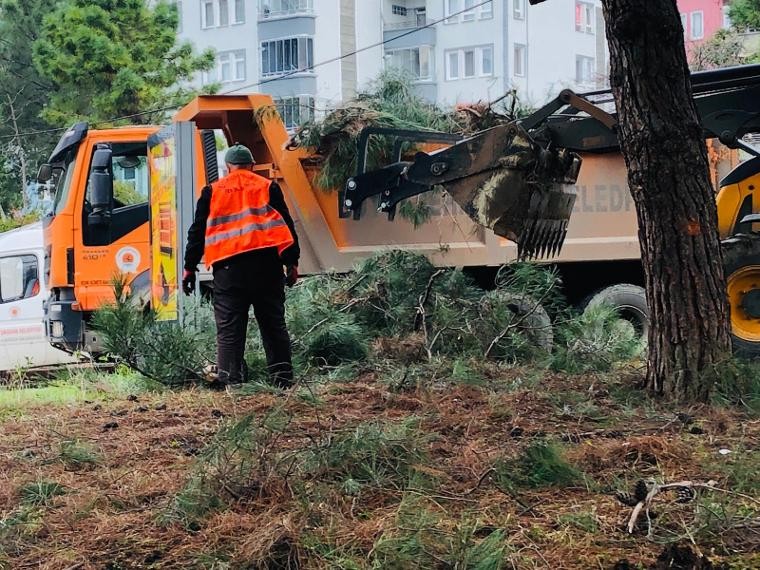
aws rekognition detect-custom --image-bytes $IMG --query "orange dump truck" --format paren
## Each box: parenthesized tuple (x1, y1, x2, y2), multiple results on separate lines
(39, 64, 760, 356)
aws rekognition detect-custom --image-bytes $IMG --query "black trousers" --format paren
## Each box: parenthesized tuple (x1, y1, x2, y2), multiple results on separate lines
(212, 248, 293, 386)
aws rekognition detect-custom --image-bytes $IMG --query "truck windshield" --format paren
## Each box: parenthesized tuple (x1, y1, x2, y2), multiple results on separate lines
(49, 151, 77, 216)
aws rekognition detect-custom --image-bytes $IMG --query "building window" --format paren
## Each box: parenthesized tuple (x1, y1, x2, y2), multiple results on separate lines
(681, 13, 687, 37)
(202, 0, 215, 28)
(575, 1, 593, 34)
(691, 11, 704, 40)
(392, 4, 407, 16)
(203, 50, 246, 84)
(261, 37, 314, 77)
(234, 0, 245, 23)
(259, 0, 314, 18)
(463, 49, 476, 77)
(446, 45, 494, 80)
(445, 0, 492, 23)
(201, 0, 244, 28)
(416, 7, 427, 26)
(723, 5, 731, 29)
(513, 0, 524, 20)
(482, 46, 493, 75)
(576, 55, 595, 84)
(385, 46, 432, 81)
(480, 0, 493, 19)
(513, 43, 526, 77)
(447, 51, 459, 79)
(0, 255, 39, 303)
(275, 96, 314, 130)
(463, 0, 476, 21)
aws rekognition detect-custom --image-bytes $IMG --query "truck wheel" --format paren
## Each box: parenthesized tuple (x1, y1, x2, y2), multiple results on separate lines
(481, 291, 554, 353)
(722, 233, 760, 358)
(583, 284, 649, 341)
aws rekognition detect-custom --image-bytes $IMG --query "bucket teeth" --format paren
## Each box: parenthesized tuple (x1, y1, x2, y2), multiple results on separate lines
(518, 216, 572, 260)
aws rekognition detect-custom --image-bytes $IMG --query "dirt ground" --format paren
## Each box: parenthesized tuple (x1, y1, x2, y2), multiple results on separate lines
(0, 368, 758, 569)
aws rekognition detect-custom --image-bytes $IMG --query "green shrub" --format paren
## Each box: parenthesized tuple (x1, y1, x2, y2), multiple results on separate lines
(287, 275, 369, 365)
(299, 417, 427, 491)
(712, 358, 760, 416)
(371, 496, 508, 570)
(494, 441, 581, 490)
(18, 480, 65, 507)
(551, 304, 642, 373)
(162, 412, 286, 528)
(350, 250, 437, 336)
(58, 440, 99, 469)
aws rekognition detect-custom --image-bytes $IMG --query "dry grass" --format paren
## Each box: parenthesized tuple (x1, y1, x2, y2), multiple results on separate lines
(0, 368, 757, 569)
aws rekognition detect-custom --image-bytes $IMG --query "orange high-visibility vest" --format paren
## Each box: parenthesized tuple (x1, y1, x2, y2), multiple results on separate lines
(204, 169, 294, 267)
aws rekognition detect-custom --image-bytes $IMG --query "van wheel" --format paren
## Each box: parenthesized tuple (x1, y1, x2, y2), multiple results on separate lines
(722, 233, 760, 358)
(583, 284, 649, 341)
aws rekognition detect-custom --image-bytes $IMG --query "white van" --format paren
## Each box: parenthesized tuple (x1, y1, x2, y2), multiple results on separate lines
(0, 223, 76, 371)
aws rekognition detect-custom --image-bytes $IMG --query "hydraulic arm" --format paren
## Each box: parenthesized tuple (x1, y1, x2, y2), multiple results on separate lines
(343, 64, 760, 259)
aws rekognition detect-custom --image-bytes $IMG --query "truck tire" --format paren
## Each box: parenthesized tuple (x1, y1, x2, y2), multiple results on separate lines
(722, 233, 760, 358)
(583, 284, 649, 341)
(481, 291, 554, 353)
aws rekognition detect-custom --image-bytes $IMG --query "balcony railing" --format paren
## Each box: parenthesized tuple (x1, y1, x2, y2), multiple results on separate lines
(384, 17, 434, 31)
(259, 0, 314, 20)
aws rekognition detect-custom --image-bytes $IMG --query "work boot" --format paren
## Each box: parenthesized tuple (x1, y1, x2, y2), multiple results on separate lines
(268, 362, 293, 390)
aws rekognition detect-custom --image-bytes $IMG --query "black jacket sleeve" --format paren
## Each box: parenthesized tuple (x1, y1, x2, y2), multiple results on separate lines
(269, 181, 301, 266)
(184, 186, 211, 271)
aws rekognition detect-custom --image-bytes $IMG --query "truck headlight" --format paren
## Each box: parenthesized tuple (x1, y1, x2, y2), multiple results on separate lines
(51, 321, 64, 338)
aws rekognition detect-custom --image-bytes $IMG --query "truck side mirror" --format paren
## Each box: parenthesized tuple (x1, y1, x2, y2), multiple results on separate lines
(88, 148, 114, 227)
(37, 164, 53, 184)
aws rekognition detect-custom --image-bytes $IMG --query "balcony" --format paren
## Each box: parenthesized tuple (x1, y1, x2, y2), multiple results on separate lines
(384, 21, 435, 51)
(384, 16, 434, 31)
(258, 0, 314, 21)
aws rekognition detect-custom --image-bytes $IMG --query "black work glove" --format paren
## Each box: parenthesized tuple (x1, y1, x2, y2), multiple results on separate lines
(285, 265, 299, 288)
(182, 269, 196, 295)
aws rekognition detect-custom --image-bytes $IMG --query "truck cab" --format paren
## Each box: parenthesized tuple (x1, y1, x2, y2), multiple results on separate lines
(42, 123, 158, 352)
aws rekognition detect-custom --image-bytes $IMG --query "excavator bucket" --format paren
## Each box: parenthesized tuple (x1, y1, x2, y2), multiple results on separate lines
(396, 123, 581, 259)
(344, 121, 581, 259)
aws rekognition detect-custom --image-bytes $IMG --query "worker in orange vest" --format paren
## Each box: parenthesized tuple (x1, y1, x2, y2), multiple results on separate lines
(182, 144, 300, 389)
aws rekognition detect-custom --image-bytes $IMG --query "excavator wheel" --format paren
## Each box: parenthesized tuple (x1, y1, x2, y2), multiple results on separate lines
(722, 233, 760, 358)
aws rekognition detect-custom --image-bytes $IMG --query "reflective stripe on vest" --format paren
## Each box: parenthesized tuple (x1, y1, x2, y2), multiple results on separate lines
(205, 218, 288, 246)
(204, 170, 294, 267)
(207, 206, 274, 228)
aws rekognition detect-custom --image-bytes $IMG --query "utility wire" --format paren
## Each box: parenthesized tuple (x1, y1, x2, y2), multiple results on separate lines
(0, 0, 493, 142)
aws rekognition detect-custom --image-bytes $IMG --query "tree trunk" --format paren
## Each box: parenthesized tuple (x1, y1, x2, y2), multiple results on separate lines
(600, 0, 731, 401)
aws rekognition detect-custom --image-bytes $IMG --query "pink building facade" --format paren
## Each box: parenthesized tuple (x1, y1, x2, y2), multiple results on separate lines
(677, 0, 730, 53)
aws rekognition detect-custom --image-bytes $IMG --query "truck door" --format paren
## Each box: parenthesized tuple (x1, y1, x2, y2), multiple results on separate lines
(79, 142, 151, 307)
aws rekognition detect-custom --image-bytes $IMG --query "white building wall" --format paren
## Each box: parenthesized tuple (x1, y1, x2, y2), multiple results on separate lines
(175, 0, 607, 120)
(356, 1, 385, 92)
(515, 0, 606, 105)
(177, 0, 383, 124)
(431, 1, 506, 105)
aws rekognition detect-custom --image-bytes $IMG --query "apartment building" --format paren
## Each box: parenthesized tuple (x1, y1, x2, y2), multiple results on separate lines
(177, 0, 383, 128)
(677, 0, 731, 53)
(382, 0, 607, 107)
(176, 1, 606, 123)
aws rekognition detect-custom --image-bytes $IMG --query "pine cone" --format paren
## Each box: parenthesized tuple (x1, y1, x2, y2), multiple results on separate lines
(615, 491, 640, 507)
(634, 479, 649, 502)
(674, 486, 696, 504)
